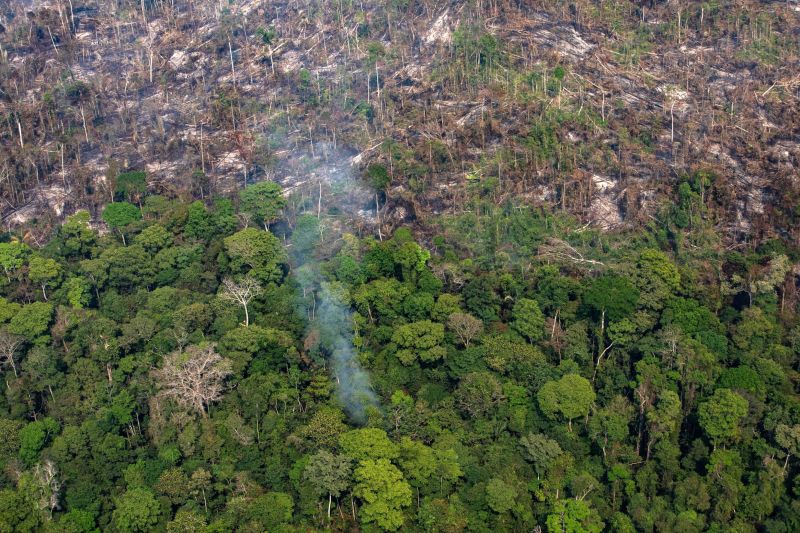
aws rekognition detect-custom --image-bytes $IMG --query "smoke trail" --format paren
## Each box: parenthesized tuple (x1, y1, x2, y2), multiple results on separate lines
(284, 149, 379, 423)
(315, 281, 378, 423)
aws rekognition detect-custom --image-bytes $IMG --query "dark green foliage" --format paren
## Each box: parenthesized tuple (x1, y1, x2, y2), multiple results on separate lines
(0, 193, 797, 533)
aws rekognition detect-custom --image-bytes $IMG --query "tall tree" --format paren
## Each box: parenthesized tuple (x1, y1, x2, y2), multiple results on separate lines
(154, 345, 232, 417)
(698, 388, 748, 448)
(102, 202, 141, 245)
(238, 181, 286, 230)
(303, 450, 352, 518)
(538, 374, 596, 431)
(219, 277, 262, 327)
(353, 458, 412, 531)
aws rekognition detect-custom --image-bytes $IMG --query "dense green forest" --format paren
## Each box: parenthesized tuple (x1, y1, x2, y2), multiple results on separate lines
(1, 174, 800, 533)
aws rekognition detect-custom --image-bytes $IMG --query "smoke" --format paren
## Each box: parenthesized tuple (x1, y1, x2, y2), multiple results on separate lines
(315, 282, 378, 423)
(284, 145, 379, 424)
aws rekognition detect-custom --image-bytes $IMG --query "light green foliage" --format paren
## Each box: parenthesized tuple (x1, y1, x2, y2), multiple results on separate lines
(223, 227, 286, 282)
(339, 428, 399, 461)
(100, 245, 155, 290)
(299, 406, 348, 448)
(512, 297, 545, 342)
(58, 211, 96, 258)
(354, 278, 413, 324)
(588, 395, 633, 455)
(28, 255, 61, 297)
(135, 224, 173, 252)
(432, 293, 462, 322)
(395, 241, 431, 281)
(392, 320, 446, 365)
(9, 301, 53, 340)
(111, 487, 162, 533)
(0, 297, 21, 323)
(353, 458, 412, 531)
(698, 388, 749, 446)
(418, 495, 468, 533)
(102, 202, 141, 230)
(634, 249, 680, 311)
(247, 492, 293, 530)
(398, 437, 437, 487)
(166, 509, 207, 533)
(546, 499, 604, 533)
(303, 450, 351, 500)
(0, 488, 41, 532)
(775, 424, 800, 459)
(58, 509, 99, 533)
(64, 276, 91, 308)
(486, 477, 518, 513)
(538, 374, 595, 429)
(0, 240, 30, 280)
(238, 181, 286, 227)
(18, 418, 59, 466)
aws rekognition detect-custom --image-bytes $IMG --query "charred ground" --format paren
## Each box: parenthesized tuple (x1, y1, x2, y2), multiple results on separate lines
(0, 0, 798, 244)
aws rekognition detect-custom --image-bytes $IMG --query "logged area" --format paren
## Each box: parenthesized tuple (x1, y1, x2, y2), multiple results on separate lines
(0, 1, 799, 532)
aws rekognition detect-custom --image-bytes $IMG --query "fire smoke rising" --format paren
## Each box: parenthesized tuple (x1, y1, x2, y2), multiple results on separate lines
(286, 150, 379, 423)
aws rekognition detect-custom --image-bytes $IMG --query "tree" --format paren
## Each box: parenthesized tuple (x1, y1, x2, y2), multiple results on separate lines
(247, 492, 294, 530)
(582, 274, 639, 323)
(520, 433, 562, 478)
(587, 396, 633, 460)
(392, 320, 446, 365)
(134, 224, 173, 253)
(238, 181, 286, 229)
(28, 255, 61, 301)
(167, 509, 207, 533)
(447, 312, 483, 347)
(353, 458, 412, 531)
(0, 329, 22, 377)
(223, 227, 286, 282)
(114, 171, 147, 205)
(339, 428, 399, 462)
(102, 202, 141, 245)
(698, 388, 748, 447)
(0, 488, 41, 532)
(512, 297, 545, 342)
(154, 344, 232, 417)
(645, 390, 682, 460)
(775, 424, 800, 472)
(18, 418, 59, 466)
(546, 499, 604, 533)
(218, 277, 262, 327)
(455, 371, 504, 417)
(57, 210, 96, 258)
(304, 450, 352, 518)
(111, 487, 161, 533)
(9, 302, 53, 341)
(0, 241, 29, 282)
(538, 374, 596, 431)
(485, 477, 517, 514)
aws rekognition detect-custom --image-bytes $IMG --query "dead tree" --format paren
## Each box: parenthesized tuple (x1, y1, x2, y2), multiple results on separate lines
(219, 277, 262, 327)
(447, 312, 483, 348)
(154, 344, 232, 418)
(0, 329, 23, 377)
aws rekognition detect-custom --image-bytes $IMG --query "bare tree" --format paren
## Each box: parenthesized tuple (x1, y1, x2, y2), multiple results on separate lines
(219, 276, 262, 327)
(154, 344, 232, 418)
(0, 329, 23, 377)
(32, 460, 61, 517)
(447, 312, 483, 348)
